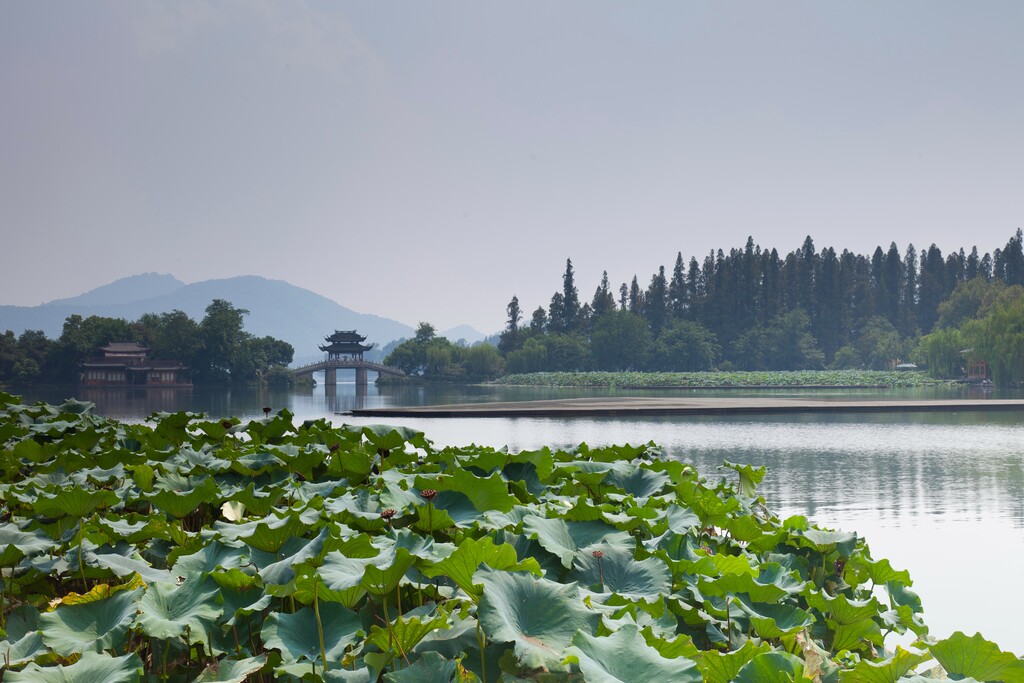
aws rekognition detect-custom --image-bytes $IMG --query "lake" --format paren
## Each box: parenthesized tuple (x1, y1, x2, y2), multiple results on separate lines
(15, 381, 1024, 654)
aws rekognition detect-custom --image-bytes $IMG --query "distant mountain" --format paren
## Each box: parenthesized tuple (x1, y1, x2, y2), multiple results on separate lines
(441, 324, 488, 344)
(0, 274, 416, 365)
(47, 273, 187, 308)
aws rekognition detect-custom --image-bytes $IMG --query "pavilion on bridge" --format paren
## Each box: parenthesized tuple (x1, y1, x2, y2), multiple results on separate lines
(319, 330, 375, 361)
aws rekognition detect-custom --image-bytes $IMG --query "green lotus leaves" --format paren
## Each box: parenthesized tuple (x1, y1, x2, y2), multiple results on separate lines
(565, 623, 701, 682)
(416, 468, 518, 513)
(477, 567, 601, 670)
(1, 395, 1020, 680)
(522, 516, 632, 569)
(192, 654, 268, 682)
(0, 606, 47, 667)
(0, 523, 56, 565)
(39, 586, 142, 655)
(380, 651, 463, 682)
(148, 476, 220, 519)
(837, 645, 930, 683)
(261, 603, 363, 664)
(720, 461, 767, 498)
(33, 485, 120, 519)
(570, 545, 671, 600)
(367, 609, 451, 662)
(699, 562, 804, 603)
(733, 650, 806, 683)
(136, 578, 223, 645)
(422, 535, 541, 601)
(3, 651, 145, 682)
(928, 631, 1024, 682)
(696, 639, 773, 683)
(799, 528, 859, 557)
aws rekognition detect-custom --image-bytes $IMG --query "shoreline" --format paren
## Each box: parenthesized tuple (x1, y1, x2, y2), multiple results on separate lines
(347, 396, 1024, 418)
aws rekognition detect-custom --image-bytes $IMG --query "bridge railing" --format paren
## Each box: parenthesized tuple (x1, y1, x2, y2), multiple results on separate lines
(290, 358, 406, 377)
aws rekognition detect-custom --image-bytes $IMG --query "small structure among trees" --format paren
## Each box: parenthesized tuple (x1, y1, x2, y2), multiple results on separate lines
(81, 342, 189, 387)
(319, 330, 374, 361)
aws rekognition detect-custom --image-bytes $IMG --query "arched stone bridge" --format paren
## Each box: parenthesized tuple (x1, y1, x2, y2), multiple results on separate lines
(291, 358, 406, 390)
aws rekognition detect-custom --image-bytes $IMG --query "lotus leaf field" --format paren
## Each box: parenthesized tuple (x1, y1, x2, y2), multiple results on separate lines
(494, 370, 947, 388)
(1, 392, 1021, 682)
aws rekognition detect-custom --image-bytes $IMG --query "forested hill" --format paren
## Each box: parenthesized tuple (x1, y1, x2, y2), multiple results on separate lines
(0, 274, 415, 363)
(495, 230, 1024, 381)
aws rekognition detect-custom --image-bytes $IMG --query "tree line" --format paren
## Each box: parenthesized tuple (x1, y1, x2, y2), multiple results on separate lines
(0, 299, 294, 386)
(494, 229, 1024, 382)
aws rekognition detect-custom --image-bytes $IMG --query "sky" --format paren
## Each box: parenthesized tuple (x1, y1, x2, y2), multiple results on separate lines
(2, 2, 1022, 334)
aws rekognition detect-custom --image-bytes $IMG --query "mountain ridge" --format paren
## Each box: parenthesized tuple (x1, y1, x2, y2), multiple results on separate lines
(0, 274, 421, 364)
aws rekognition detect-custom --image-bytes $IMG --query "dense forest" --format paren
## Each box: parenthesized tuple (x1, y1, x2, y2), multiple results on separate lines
(0, 299, 294, 386)
(387, 230, 1024, 385)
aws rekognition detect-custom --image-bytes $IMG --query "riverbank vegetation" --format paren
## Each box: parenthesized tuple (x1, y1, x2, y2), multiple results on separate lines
(494, 369, 946, 389)
(0, 300, 293, 387)
(381, 323, 504, 383)
(1, 393, 1020, 681)
(493, 230, 1024, 385)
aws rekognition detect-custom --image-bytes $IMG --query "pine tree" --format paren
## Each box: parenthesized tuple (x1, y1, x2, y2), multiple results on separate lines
(644, 266, 669, 336)
(561, 259, 580, 332)
(591, 271, 616, 318)
(668, 252, 687, 318)
(628, 276, 642, 313)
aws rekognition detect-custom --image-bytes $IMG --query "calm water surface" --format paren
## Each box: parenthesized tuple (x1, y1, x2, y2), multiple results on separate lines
(17, 382, 1024, 653)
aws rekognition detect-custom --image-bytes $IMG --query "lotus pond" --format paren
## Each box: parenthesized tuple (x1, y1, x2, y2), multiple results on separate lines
(1, 392, 1022, 681)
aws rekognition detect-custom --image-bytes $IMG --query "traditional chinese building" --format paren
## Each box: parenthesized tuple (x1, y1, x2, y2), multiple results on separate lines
(319, 330, 374, 361)
(81, 342, 190, 387)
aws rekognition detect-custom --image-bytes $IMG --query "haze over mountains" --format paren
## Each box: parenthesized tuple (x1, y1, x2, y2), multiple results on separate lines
(0, 274, 488, 364)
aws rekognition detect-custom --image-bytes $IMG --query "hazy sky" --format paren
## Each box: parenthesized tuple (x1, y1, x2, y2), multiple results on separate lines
(2, 2, 1022, 333)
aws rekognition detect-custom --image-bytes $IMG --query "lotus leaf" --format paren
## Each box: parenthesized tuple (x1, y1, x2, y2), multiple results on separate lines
(734, 596, 815, 639)
(0, 523, 55, 565)
(3, 651, 144, 683)
(837, 645, 930, 683)
(192, 654, 268, 682)
(733, 651, 806, 682)
(523, 516, 632, 569)
(39, 586, 142, 655)
(697, 639, 773, 683)
(261, 602, 363, 664)
(367, 609, 451, 660)
(570, 545, 671, 600)
(422, 536, 541, 601)
(800, 529, 858, 557)
(928, 631, 1024, 682)
(699, 563, 803, 603)
(135, 578, 222, 645)
(0, 605, 46, 667)
(148, 477, 219, 519)
(566, 623, 701, 682)
(381, 651, 463, 682)
(476, 566, 600, 670)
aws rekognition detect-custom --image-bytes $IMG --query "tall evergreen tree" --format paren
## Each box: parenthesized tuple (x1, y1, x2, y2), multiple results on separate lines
(1003, 228, 1024, 286)
(644, 266, 669, 335)
(560, 258, 581, 332)
(591, 271, 616, 318)
(668, 252, 687, 318)
(628, 276, 642, 313)
(498, 295, 522, 354)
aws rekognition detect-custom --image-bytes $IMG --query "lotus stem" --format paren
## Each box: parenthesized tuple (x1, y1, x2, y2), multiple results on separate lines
(314, 576, 329, 673)
(725, 596, 733, 650)
(477, 619, 488, 683)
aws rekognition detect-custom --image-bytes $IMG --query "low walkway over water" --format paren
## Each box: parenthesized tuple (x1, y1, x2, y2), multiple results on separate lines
(348, 397, 1024, 418)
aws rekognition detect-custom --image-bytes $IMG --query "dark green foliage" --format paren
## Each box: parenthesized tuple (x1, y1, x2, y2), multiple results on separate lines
(0, 394, 1014, 680)
(497, 230, 1023, 377)
(384, 323, 504, 381)
(0, 300, 292, 386)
